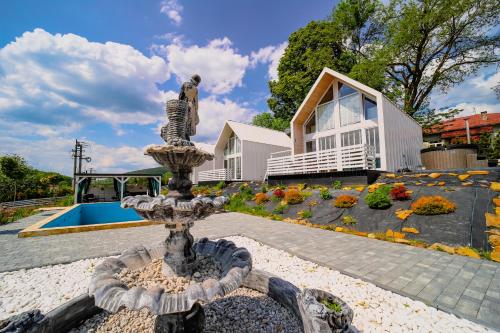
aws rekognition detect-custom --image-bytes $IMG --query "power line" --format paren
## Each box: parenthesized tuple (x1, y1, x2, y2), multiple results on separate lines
(72, 140, 92, 189)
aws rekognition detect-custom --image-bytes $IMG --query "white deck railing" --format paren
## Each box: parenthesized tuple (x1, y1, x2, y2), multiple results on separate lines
(267, 144, 375, 176)
(198, 168, 231, 182)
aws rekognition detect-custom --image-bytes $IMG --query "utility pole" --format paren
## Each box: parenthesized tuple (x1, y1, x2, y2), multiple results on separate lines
(72, 140, 92, 189)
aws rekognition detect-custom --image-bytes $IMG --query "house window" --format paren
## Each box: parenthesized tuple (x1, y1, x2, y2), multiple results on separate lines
(306, 140, 316, 153)
(340, 92, 362, 126)
(317, 101, 335, 132)
(364, 97, 377, 121)
(319, 135, 336, 151)
(338, 83, 357, 97)
(235, 156, 241, 179)
(224, 133, 241, 156)
(305, 112, 316, 134)
(365, 127, 380, 153)
(341, 129, 361, 147)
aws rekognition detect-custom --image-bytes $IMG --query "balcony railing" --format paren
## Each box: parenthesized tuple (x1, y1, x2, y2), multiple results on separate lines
(198, 168, 231, 182)
(267, 144, 375, 176)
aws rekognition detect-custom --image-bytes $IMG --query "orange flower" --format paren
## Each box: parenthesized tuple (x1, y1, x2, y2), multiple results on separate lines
(284, 189, 304, 204)
(334, 195, 358, 208)
(254, 193, 270, 205)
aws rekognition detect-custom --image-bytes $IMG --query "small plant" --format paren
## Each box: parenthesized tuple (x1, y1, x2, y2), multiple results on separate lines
(214, 181, 226, 191)
(321, 299, 342, 313)
(273, 203, 288, 214)
(160, 188, 169, 196)
(284, 189, 304, 204)
(254, 192, 270, 205)
(342, 215, 357, 225)
(302, 190, 313, 199)
(332, 180, 342, 190)
(308, 200, 318, 208)
(334, 195, 358, 208)
(260, 185, 268, 193)
(411, 196, 456, 215)
(239, 183, 253, 196)
(298, 210, 313, 219)
(297, 183, 307, 191)
(390, 185, 411, 200)
(365, 190, 392, 209)
(273, 188, 285, 198)
(319, 187, 332, 200)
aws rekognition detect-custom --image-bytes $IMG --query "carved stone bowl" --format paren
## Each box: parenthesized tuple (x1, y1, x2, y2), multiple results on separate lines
(121, 195, 228, 225)
(145, 145, 213, 172)
(88, 238, 252, 315)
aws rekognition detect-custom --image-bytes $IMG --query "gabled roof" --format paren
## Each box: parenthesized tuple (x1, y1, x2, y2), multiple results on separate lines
(291, 67, 383, 124)
(214, 120, 291, 150)
(193, 142, 215, 154)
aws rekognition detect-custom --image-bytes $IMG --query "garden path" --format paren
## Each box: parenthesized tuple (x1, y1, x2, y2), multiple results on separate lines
(1, 211, 499, 330)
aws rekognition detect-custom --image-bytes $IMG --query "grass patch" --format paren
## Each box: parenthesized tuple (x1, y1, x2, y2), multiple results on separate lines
(321, 299, 342, 313)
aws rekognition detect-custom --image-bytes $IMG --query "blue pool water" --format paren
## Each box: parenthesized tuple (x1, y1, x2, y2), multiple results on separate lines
(41, 202, 143, 228)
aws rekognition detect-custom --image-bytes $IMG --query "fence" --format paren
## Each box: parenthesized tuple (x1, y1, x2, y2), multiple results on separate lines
(266, 144, 375, 176)
(198, 168, 231, 182)
(0, 196, 68, 209)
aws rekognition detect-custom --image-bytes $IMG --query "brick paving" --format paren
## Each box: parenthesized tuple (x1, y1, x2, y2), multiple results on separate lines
(1, 211, 499, 329)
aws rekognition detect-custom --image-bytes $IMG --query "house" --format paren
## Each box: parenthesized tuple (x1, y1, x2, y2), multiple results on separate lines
(195, 120, 291, 183)
(423, 112, 500, 147)
(266, 67, 423, 182)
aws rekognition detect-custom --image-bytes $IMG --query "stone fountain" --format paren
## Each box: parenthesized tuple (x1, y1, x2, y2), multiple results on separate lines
(84, 74, 355, 333)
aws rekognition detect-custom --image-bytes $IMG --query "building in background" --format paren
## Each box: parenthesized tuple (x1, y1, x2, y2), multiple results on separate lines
(266, 67, 422, 183)
(195, 120, 291, 183)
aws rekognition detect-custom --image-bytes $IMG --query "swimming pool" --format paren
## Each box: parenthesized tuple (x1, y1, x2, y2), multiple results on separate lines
(19, 202, 161, 237)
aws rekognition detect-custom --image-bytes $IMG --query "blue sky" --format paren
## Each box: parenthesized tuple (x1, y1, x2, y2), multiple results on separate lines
(0, 0, 498, 175)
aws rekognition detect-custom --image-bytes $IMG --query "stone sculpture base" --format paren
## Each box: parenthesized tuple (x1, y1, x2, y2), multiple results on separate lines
(163, 228, 196, 277)
(154, 303, 205, 333)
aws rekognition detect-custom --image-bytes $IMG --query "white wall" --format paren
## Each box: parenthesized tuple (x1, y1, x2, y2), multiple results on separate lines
(191, 159, 216, 184)
(242, 141, 290, 181)
(380, 96, 423, 171)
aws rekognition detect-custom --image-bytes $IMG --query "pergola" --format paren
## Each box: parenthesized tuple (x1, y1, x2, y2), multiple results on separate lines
(73, 172, 162, 204)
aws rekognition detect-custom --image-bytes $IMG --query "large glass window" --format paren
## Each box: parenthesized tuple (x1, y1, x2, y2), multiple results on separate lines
(235, 156, 241, 179)
(338, 82, 357, 97)
(305, 113, 316, 134)
(224, 134, 241, 156)
(319, 135, 336, 151)
(364, 97, 377, 121)
(306, 140, 316, 153)
(340, 93, 362, 126)
(365, 127, 380, 153)
(317, 101, 335, 132)
(341, 129, 361, 147)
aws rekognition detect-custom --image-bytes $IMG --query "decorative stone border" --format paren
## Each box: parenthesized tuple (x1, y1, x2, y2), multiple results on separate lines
(88, 238, 252, 315)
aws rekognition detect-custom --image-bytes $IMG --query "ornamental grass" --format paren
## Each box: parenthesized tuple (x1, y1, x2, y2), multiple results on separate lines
(411, 195, 456, 215)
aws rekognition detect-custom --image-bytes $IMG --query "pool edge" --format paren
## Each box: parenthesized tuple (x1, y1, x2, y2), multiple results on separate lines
(18, 204, 162, 238)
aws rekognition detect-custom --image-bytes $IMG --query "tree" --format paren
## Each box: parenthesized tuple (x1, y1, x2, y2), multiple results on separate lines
(252, 113, 290, 132)
(267, 20, 356, 122)
(345, 0, 499, 116)
(413, 107, 461, 130)
(0, 155, 29, 201)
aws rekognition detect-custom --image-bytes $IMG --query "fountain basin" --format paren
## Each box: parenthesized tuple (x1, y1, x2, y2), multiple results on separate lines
(88, 238, 252, 315)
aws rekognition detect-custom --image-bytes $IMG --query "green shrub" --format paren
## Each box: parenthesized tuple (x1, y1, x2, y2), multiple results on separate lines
(298, 210, 313, 218)
(342, 215, 357, 225)
(321, 299, 342, 313)
(214, 181, 226, 191)
(332, 180, 342, 190)
(239, 183, 253, 196)
(365, 190, 392, 209)
(273, 203, 288, 214)
(260, 185, 268, 193)
(319, 188, 332, 200)
(54, 195, 74, 207)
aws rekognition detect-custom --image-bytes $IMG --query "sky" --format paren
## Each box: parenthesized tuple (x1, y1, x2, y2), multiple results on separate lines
(0, 0, 498, 175)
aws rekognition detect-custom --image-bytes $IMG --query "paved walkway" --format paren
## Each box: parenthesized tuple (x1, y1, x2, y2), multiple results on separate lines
(1, 211, 500, 330)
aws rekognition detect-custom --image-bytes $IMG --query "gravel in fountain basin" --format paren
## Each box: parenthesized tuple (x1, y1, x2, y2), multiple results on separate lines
(116, 255, 222, 293)
(0, 236, 495, 333)
(70, 287, 301, 333)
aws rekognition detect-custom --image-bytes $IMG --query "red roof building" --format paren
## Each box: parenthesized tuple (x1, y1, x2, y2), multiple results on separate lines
(424, 112, 500, 145)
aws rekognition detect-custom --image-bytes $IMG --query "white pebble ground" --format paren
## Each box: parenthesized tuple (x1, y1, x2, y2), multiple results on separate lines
(0, 236, 496, 333)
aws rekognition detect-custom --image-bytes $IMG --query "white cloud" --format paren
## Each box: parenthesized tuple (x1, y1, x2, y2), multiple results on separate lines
(0, 133, 157, 176)
(160, 0, 183, 26)
(430, 65, 499, 117)
(0, 28, 170, 130)
(157, 37, 250, 94)
(250, 42, 287, 80)
(194, 96, 257, 143)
